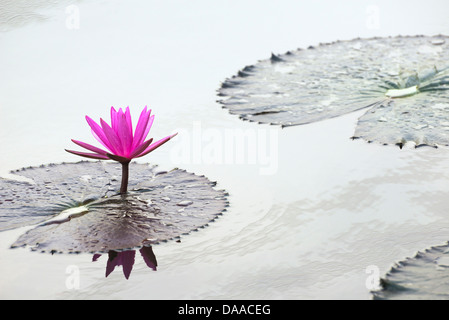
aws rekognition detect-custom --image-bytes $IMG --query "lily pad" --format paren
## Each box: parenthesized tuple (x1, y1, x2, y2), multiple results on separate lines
(372, 242, 449, 300)
(0, 161, 228, 253)
(218, 35, 449, 148)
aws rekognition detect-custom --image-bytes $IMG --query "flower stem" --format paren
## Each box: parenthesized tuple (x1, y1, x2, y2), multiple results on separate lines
(120, 161, 130, 194)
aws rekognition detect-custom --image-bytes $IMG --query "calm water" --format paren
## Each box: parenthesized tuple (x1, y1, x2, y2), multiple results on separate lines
(1, 0, 449, 300)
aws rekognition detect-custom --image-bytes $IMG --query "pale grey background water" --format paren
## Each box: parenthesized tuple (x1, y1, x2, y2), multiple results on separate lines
(1, 0, 449, 299)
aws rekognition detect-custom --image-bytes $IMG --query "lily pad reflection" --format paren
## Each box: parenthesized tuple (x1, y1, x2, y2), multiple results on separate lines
(0, 162, 228, 253)
(373, 242, 449, 300)
(218, 35, 449, 147)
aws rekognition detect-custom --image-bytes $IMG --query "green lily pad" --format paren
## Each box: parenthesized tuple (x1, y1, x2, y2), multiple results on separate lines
(218, 35, 449, 148)
(372, 242, 449, 300)
(0, 161, 228, 253)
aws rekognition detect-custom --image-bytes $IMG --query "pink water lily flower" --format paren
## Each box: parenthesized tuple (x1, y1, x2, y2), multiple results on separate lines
(66, 106, 177, 193)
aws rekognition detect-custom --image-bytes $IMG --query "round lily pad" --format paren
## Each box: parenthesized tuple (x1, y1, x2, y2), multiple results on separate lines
(0, 161, 228, 253)
(372, 242, 449, 300)
(218, 35, 449, 148)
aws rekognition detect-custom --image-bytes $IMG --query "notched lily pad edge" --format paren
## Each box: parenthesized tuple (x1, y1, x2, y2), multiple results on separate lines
(371, 241, 449, 299)
(6, 161, 230, 255)
(216, 34, 449, 149)
(349, 134, 444, 150)
(8, 160, 161, 176)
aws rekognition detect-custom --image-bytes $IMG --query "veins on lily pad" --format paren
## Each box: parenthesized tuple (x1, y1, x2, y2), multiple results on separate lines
(218, 35, 449, 148)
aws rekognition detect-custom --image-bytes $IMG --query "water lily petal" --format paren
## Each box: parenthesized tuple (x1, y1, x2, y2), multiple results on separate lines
(110, 107, 118, 133)
(106, 153, 130, 163)
(125, 106, 133, 137)
(117, 109, 133, 156)
(101, 118, 124, 155)
(129, 138, 153, 159)
(136, 133, 178, 158)
(141, 114, 155, 145)
(65, 149, 110, 160)
(132, 107, 151, 149)
(85, 116, 115, 153)
(71, 139, 108, 156)
(90, 130, 111, 153)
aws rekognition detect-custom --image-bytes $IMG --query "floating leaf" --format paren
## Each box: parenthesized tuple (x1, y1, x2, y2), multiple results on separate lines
(373, 242, 449, 300)
(218, 35, 449, 147)
(0, 161, 228, 253)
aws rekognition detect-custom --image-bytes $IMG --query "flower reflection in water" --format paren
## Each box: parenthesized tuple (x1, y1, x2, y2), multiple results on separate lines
(92, 246, 157, 279)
